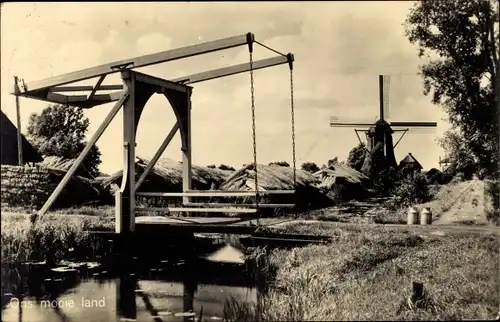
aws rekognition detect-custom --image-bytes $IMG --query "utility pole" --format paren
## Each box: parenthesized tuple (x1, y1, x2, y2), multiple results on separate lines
(13, 76, 23, 166)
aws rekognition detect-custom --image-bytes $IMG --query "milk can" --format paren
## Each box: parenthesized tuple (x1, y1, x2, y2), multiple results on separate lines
(407, 207, 419, 225)
(420, 207, 432, 225)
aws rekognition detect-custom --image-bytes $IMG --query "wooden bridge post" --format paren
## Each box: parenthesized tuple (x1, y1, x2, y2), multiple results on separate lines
(182, 87, 193, 206)
(117, 70, 137, 234)
(115, 274, 137, 321)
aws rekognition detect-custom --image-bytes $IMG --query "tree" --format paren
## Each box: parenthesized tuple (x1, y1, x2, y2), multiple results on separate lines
(346, 142, 367, 171)
(27, 104, 102, 178)
(439, 129, 478, 179)
(301, 161, 320, 173)
(361, 142, 387, 179)
(404, 0, 499, 177)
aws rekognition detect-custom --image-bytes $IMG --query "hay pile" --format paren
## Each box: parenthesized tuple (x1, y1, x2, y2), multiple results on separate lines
(1, 165, 101, 209)
(220, 164, 319, 191)
(313, 163, 369, 201)
(313, 163, 368, 188)
(218, 164, 332, 213)
(39, 156, 93, 178)
(100, 156, 234, 193)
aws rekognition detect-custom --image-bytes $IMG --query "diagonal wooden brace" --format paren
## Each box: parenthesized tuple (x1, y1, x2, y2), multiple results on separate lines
(135, 122, 180, 191)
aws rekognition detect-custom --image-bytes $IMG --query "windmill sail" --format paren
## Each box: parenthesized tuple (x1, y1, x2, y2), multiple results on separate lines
(382, 75, 390, 120)
(389, 121, 437, 127)
(330, 115, 378, 127)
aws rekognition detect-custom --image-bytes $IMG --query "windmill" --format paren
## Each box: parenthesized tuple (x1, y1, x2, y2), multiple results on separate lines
(330, 75, 437, 168)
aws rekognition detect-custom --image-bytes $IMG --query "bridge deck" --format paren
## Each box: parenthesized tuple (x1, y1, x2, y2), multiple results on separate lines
(134, 216, 290, 234)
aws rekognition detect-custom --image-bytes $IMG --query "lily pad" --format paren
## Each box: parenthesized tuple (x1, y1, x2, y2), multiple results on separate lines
(51, 267, 77, 273)
(174, 312, 196, 317)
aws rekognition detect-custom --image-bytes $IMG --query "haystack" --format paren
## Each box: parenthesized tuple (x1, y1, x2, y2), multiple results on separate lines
(1, 164, 101, 209)
(97, 156, 235, 207)
(97, 156, 234, 204)
(218, 164, 332, 213)
(39, 156, 93, 178)
(313, 163, 369, 201)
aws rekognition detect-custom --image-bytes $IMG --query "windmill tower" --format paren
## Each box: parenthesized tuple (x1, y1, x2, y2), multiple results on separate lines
(330, 75, 437, 168)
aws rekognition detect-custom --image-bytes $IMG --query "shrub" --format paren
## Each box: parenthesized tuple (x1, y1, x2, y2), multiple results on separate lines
(218, 164, 235, 171)
(485, 179, 499, 225)
(373, 166, 400, 196)
(389, 172, 431, 209)
(301, 162, 320, 173)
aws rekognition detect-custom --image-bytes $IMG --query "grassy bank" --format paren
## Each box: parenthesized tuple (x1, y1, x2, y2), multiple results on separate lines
(1, 212, 113, 264)
(229, 223, 499, 321)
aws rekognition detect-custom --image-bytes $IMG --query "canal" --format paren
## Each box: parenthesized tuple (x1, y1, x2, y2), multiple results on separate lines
(1, 241, 264, 322)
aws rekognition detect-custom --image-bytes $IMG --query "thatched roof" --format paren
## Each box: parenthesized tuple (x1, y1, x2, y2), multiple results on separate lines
(218, 164, 332, 212)
(219, 164, 319, 191)
(100, 156, 233, 191)
(39, 156, 93, 178)
(313, 162, 368, 189)
(0, 110, 43, 165)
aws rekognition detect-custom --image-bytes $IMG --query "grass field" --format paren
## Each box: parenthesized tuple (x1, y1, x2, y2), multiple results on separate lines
(230, 222, 499, 321)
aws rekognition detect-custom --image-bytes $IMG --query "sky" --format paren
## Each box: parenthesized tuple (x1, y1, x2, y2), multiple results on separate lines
(1, 2, 451, 175)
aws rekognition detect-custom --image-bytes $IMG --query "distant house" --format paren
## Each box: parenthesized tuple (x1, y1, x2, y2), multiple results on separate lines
(0, 110, 43, 165)
(398, 153, 423, 174)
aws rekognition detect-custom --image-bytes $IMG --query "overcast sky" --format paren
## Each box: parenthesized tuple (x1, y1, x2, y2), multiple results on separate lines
(1, 2, 450, 174)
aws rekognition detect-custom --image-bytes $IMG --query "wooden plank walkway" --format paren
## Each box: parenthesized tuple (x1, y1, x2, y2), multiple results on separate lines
(134, 216, 291, 234)
(135, 216, 288, 226)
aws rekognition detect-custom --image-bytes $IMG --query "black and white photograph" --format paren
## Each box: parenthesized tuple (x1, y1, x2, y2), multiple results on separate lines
(1, 1, 499, 321)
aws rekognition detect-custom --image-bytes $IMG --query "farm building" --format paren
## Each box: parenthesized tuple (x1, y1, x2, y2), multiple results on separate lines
(313, 162, 369, 201)
(398, 153, 423, 174)
(99, 156, 234, 194)
(40, 155, 94, 179)
(98, 161, 332, 213)
(219, 163, 333, 212)
(0, 110, 43, 165)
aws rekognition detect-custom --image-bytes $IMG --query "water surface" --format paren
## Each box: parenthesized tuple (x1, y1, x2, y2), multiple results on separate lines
(2, 244, 259, 322)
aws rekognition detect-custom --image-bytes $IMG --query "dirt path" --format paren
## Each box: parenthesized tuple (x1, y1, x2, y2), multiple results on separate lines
(433, 179, 488, 225)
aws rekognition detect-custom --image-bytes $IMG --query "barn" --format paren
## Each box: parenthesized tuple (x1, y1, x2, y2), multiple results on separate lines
(0, 110, 43, 165)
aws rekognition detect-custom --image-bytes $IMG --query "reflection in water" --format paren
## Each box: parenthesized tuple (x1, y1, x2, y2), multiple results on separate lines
(2, 244, 260, 322)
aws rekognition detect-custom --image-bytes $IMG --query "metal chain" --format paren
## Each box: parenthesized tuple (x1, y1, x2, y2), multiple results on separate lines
(249, 51, 260, 211)
(290, 68, 297, 188)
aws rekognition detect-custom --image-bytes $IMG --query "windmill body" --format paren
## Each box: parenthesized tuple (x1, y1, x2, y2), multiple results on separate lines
(330, 75, 437, 171)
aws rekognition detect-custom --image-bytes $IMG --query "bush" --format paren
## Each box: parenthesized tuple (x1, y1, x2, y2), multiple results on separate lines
(301, 162, 320, 173)
(373, 167, 400, 196)
(388, 172, 431, 209)
(485, 179, 499, 225)
(218, 164, 235, 171)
